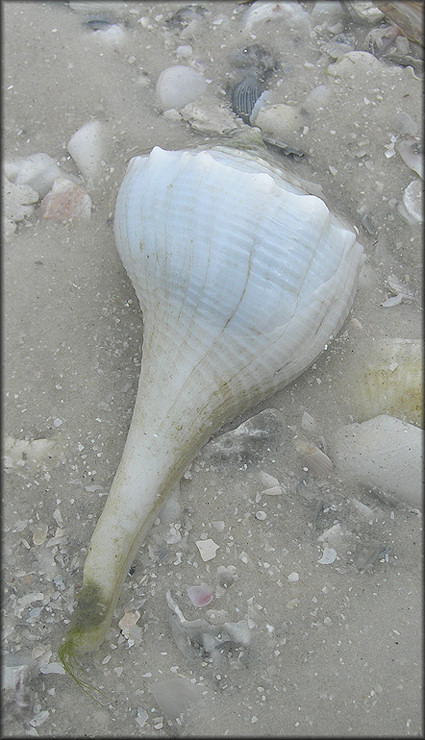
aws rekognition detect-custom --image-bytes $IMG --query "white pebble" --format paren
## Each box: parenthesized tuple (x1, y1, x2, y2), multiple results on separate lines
(288, 572, 299, 582)
(156, 65, 207, 110)
(5, 153, 68, 198)
(67, 120, 109, 186)
(255, 510, 267, 520)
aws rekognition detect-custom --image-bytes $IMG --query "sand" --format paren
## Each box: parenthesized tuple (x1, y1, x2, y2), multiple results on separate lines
(3, 1, 422, 736)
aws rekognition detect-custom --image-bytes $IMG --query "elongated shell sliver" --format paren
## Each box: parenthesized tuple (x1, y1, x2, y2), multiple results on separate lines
(59, 146, 364, 670)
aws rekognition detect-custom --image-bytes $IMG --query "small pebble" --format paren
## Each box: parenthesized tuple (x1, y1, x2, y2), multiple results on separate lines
(67, 120, 109, 185)
(156, 65, 207, 110)
(255, 510, 267, 520)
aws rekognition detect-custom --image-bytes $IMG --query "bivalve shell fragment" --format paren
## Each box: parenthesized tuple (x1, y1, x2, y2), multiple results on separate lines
(329, 414, 422, 508)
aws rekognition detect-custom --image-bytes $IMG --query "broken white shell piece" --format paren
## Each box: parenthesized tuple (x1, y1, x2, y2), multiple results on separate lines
(401, 180, 423, 224)
(295, 438, 333, 477)
(4, 153, 70, 198)
(89, 24, 126, 46)
(317, 523, 345, 549)
(40, 178, 91, 222)
(344, 337, 422, 428)
(180, 97, 241, 136)
(32, 523, 49, 547)
(195, 539, 219, 561)
(187, 584, 213, 607)
(259, 471, 279, 488)
(317, 546, 337, 564)
(3, 662, 34, 717)
(397, 139, 423, 179)
(330, 415, 422, 508)
(3, 177, 39, 237)
(149, 676, 204, 725)
(39, 662, 66, 675)
(118, 610, 141, 639)
(165, 591, 251, 667)
(301, 411, 317, 434)
(243, 1, 312, 36)
(67, 120, 109, 186)
(262, 485, 283, 496)
(3, 435, 57, 468)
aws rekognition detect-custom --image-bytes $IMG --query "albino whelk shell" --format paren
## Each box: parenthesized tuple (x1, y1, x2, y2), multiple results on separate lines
(59, 145, 364, 674)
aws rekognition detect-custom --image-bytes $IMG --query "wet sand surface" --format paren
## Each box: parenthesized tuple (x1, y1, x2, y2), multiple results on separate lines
(3, 2, 422, 736)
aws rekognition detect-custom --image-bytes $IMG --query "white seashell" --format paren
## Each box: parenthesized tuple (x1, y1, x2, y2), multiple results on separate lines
(329, 415, 422, 508)
(156, 65, 208, 110)
(67, 120, 109, 186)
(60, 145, 363, 669)
(347, 337, 422, 428)
(401, 179, 423, 224)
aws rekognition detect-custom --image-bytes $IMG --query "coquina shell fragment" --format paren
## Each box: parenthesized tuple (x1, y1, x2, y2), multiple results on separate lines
(330, 415, 422, 508)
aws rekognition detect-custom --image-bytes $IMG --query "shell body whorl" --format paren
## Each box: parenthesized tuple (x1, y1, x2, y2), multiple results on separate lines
(115, 145, 364, 424)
